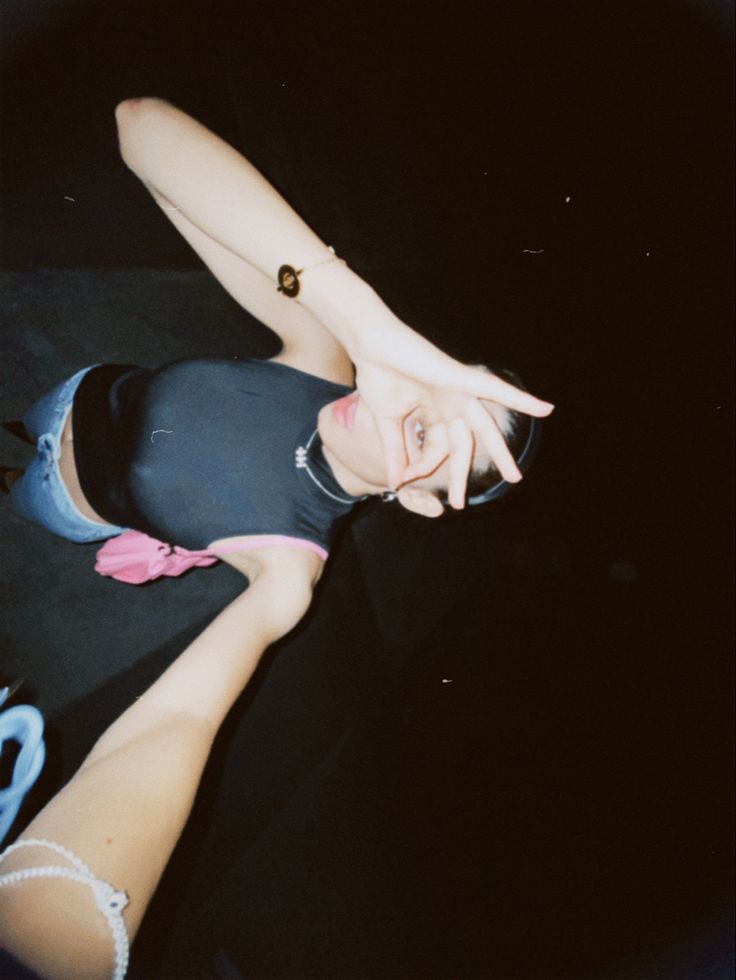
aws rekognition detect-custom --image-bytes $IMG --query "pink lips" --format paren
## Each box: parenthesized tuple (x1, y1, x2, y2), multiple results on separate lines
(332, 392, 360, 430)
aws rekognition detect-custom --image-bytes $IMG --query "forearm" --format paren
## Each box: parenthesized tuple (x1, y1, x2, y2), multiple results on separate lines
(2, 711, 216, 953)
(115, 97, 398, 352)
(0, 571, 312, 973)
(92, 579, 289, 747)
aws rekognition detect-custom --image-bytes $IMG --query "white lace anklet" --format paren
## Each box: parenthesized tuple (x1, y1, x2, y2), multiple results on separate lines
(0, 837, 130, 980)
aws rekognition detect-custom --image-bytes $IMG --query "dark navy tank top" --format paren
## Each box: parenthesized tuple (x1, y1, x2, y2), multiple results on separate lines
(72, 358, 362, 554)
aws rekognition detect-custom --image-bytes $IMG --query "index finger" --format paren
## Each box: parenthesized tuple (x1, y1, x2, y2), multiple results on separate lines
(442, 363, 555, 418)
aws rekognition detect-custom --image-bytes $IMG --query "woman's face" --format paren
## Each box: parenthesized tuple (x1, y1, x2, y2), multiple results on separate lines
(317, 392, 462, 498)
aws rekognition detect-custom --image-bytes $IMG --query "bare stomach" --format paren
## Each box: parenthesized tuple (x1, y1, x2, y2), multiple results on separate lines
(59, 410, 115, 526)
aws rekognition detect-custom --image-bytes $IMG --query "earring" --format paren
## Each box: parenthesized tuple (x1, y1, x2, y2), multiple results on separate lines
(381, 490, 397, 503)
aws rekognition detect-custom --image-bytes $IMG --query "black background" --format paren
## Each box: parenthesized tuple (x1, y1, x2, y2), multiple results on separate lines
(1, 2, 733, 977)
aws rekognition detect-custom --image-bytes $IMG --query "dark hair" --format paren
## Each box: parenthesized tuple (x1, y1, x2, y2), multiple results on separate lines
(435, 366, 534, 506)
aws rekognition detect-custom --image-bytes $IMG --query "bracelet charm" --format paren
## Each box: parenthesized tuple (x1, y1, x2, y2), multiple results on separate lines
(276, 248, 343, 299)
(277, 264, 302, 298)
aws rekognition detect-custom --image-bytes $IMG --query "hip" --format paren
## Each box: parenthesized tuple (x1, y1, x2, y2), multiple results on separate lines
(9, 366, 126, 543)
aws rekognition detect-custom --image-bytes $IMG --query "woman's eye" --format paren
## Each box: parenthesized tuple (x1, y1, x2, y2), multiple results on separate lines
(413, 420, 426, 448)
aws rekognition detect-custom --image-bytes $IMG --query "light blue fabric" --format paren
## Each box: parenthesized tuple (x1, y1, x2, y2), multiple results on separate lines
(9, 366, 127, 543)
(0, 693, 46, 844)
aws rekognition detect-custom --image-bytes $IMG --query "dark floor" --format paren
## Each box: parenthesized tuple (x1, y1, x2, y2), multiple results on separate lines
(1, 2, 734, 977)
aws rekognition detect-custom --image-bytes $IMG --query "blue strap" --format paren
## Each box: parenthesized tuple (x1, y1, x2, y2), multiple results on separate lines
(0, 692, 46, 845)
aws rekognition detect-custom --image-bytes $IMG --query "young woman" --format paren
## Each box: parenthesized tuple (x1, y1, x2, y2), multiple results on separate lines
(0, 98, 552, 977)
(2, 98, 551, 575)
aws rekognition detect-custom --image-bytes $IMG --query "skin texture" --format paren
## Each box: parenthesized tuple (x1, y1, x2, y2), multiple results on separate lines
(317, 391, 511, 517)
(0, 554, 318, 979)
(114, 97, 553, 507)
(0, 98, 550, 977)
(59, 412, 113, 526)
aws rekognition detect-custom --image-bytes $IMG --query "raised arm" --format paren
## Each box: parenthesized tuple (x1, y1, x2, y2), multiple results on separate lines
(115, 97, 554, 503)
(128, 164, 354, 385)
(0, 554, 316, 980)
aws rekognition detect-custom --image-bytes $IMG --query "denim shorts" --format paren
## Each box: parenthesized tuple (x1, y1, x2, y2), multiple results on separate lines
(9, 366, 128, 543)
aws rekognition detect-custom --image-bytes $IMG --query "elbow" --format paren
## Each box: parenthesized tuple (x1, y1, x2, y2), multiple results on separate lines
(115, 96, 149, 134)
(114, 95, 160, 122)
(114, 97, 146, 170)
(114, 97, 164, 171)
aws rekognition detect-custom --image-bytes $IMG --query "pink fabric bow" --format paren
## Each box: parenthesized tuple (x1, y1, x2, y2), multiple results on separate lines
(95, 530, 219, 585)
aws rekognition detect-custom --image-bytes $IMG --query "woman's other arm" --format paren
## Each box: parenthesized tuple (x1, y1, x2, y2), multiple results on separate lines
(115, 97, 554, 501)
(0, 556, 315, 979)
